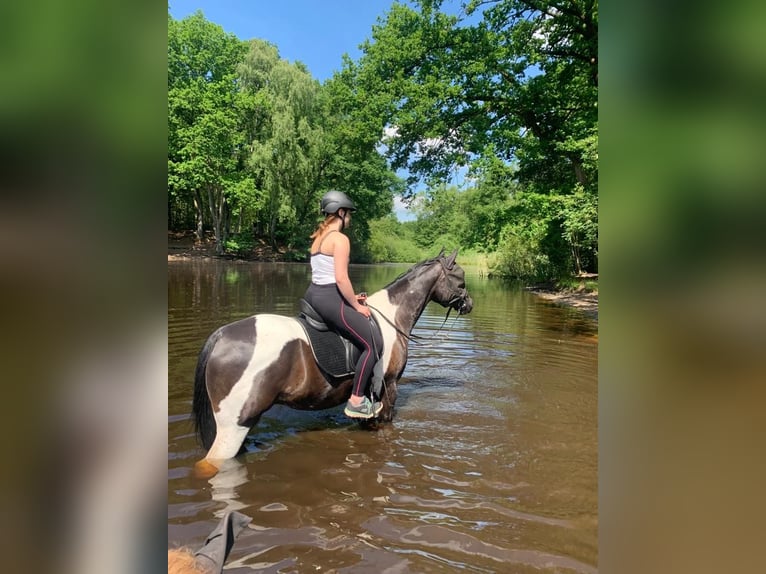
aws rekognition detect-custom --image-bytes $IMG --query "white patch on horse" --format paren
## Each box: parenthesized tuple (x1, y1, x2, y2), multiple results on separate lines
(367, 289, 400, 379)
(207, 315, 307, 461)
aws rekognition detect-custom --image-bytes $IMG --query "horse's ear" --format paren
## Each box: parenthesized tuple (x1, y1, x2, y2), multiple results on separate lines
(437, 247, 445, 259)
(445, 248, 458, 269)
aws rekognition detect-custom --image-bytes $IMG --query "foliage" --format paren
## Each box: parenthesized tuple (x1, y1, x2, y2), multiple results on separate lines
(167, 11, 250, 253)
(167, 11, 399, 260)
(223, 232, 256, 258)
(351, 0, 597, 194)
(365, 216, 427, 263)
(238, 39, 326, 248)
(560, 184, 598, 274)
(167, 3, 598, 281)
(344, 0, 598, 278)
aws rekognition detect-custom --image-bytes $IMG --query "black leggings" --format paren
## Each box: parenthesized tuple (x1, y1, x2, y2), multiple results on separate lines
(304, 282, 383, 397)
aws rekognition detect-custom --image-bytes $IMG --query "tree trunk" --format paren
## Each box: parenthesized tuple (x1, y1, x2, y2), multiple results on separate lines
(206, 185, 225, 255)
(570, 154, 587, 186)
(571, 240, 582, 276)
(269, 211, 277, 249)
(193, 190, 204, 242)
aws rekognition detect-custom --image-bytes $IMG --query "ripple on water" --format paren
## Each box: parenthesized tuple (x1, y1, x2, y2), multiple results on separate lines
(168, 262, 597, 572)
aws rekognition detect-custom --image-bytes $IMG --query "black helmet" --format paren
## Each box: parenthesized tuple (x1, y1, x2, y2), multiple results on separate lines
(320, 190, 357, 215)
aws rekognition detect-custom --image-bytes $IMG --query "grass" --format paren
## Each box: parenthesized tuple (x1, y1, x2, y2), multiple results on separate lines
(555, 276, 598, 293)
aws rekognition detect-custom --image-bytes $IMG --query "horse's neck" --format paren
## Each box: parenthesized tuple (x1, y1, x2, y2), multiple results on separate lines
(371, 264, 440, 333)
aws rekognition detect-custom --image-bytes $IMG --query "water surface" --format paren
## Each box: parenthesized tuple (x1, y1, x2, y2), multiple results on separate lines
(168, 260, 597, 573)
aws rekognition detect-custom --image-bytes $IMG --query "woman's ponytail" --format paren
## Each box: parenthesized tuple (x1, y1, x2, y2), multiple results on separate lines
(310, 214, 336, 239)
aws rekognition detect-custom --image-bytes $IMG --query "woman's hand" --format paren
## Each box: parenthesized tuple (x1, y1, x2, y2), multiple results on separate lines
(355, 303, 371, 318)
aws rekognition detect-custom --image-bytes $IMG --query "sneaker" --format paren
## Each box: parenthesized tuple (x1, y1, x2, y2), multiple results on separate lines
(344, 396, 383, 419)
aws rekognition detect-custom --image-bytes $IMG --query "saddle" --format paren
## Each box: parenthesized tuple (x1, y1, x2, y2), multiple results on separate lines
(297, 299, 383, 385)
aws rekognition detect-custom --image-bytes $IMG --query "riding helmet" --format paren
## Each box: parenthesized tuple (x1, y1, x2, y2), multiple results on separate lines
(320, 190, 357, 215)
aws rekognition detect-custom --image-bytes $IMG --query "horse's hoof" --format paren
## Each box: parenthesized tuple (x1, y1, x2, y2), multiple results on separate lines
(193, 458, 220, 479)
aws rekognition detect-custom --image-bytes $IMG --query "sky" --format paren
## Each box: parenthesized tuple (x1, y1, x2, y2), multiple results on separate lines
(168, 0, 397, 83)
(169, 1, 420, 220)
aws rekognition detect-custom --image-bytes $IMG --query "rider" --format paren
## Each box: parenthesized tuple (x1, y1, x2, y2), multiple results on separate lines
(304, 190, 384, 419)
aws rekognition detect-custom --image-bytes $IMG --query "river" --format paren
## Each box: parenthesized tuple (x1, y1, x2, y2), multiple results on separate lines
(168, 259, 597, 573)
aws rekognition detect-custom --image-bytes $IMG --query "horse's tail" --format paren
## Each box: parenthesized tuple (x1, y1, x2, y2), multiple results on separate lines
(192, 329, 222, 450)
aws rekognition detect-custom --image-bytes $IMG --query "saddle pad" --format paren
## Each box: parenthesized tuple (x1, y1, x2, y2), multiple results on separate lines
(297, 316, 358, 378)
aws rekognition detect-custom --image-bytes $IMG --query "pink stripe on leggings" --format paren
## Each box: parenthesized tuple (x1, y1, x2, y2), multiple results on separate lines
(340, 303, 371, 396)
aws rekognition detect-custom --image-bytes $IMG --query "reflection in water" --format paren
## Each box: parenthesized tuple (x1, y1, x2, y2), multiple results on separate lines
(168, 260, 597, 572)
(208, 459, 250, 516)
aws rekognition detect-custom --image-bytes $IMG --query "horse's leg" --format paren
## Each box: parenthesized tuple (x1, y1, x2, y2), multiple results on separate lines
(378, 378, 398, 422)
(195, 339, 316, 476)
(193, 316, 267, 477)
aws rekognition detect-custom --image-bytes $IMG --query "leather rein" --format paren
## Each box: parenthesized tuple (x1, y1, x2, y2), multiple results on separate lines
(365, 260, 468, 344)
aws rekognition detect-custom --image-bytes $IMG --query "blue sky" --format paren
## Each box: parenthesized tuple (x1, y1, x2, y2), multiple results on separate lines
(169, 1, 424, 219)
(168, 1, 398, 83)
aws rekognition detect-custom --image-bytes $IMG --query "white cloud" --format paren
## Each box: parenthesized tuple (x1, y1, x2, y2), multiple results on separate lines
(393, 195, 416, 222)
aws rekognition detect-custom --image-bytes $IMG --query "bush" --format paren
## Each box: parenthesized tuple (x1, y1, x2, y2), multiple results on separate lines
(224, 232, 256, 257)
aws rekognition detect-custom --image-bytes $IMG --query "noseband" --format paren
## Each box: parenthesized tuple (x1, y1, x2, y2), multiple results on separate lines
(438, 259, 470, 316)
(448, 288, 470, 314)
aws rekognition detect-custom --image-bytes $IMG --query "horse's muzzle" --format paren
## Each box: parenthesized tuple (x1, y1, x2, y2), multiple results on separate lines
(454, 292, 473, 315)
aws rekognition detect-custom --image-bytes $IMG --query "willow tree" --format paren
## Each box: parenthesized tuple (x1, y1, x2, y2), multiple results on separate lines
(237, 40, 328, 248)
(167, 11, 250, 253)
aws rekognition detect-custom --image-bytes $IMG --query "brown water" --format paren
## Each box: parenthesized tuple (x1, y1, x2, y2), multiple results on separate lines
(168, 260, 598, 573)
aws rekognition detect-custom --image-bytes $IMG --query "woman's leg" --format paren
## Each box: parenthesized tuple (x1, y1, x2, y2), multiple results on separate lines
(305, 284, 382, 404)
(338, 303, 383, 398)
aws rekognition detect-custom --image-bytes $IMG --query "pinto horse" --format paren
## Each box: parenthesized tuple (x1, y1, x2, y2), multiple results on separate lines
(191, 249, 473, 475)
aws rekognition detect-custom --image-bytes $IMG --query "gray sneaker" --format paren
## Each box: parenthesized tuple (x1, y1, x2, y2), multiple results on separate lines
(344, 396, 383, 419)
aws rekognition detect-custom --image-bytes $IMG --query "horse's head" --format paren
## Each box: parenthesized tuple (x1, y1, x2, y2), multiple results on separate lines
(432, 249, 473, 315)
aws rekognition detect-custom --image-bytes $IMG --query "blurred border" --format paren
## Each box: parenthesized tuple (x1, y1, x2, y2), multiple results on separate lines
(2, 0, 764, 572)
(601, 0, 766, 572)
(0, 1, 167, 572)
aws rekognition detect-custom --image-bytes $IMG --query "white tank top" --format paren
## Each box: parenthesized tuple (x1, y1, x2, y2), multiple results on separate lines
(311, 253, 336, 285)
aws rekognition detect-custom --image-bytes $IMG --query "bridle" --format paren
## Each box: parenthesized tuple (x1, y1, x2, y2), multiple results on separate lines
(366, 256, 469, 344)
(438, 258, 470, 315)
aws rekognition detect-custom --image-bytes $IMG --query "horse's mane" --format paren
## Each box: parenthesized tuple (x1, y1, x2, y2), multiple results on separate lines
(384, 256, 442, 289)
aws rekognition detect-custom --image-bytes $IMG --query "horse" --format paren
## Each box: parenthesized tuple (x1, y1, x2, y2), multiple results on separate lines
(191, 248, 473, 476)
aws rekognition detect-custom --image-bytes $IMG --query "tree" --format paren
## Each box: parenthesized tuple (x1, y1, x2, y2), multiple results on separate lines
(238, 40, 327, 248)
(167, 11, 249, 253)
(319, 61, 404, 250)
(345, 0, 597, 276)
(351, 0, 596, 191)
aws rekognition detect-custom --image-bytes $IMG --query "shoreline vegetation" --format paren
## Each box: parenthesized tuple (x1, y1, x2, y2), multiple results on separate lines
(169, 7, 598, 302)
(168, 232, 598, 323)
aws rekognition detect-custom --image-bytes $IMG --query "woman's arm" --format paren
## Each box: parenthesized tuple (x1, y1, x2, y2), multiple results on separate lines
(333, 235, 371, 318)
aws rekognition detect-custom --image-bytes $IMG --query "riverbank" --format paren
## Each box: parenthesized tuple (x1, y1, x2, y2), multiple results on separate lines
(168, 232, 598, 321)
(527, 285, 598, 321)
(167, 231, 289, 262)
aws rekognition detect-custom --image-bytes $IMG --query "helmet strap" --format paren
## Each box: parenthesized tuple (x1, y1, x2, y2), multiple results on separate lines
(336, 209, 346, 231)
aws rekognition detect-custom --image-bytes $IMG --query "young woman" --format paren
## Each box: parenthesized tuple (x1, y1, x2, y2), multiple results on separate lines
(304, 190, 383, 419)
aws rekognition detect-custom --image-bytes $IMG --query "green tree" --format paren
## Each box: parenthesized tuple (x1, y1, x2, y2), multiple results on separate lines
(168, 11, 250, 253)
(345, 0, 597, 277)
(320, 63, 403, 251)
(238, 40, 327, 248)
(366, 215, 425, 262)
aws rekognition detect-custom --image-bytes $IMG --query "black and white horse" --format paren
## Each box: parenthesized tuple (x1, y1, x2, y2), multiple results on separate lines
(192, 249, 473, 475)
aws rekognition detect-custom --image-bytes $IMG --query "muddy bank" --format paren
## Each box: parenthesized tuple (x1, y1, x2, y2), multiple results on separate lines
(527, 286, 598, 322)
(167, 232, 292, 262)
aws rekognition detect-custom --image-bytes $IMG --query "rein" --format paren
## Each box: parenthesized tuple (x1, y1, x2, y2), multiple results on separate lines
(365, 254, 468, 344)
(365, 303, 425, 344)
(366, 293, 465, 344)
